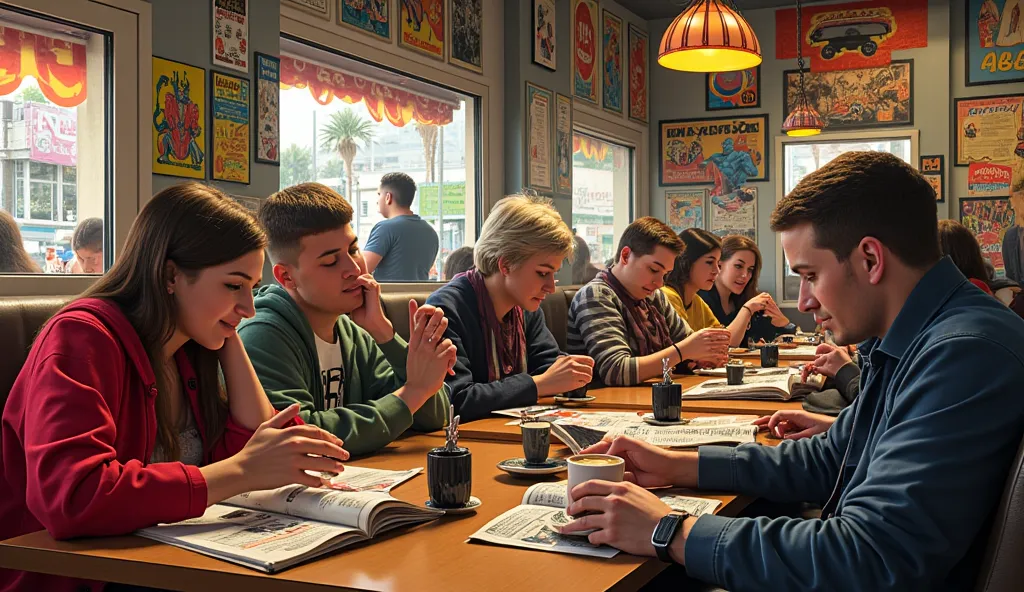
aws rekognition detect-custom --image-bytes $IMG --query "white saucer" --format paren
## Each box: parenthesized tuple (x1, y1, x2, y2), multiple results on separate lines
(426, 495, 481, 515)
(554, 395, 596, 407)
(497, 457, 568, 475)
(642, 413, 688, 426)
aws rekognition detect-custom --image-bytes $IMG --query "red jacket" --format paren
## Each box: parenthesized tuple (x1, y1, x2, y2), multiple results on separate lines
(0, 298, 269, 592)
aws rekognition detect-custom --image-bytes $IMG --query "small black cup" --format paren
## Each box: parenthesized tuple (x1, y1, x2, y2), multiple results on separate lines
(726, 363, 745, 385)
(652, 383, 682, 421)
(781, 335, 794, 343)
(760, 344, 779, 368)
(427, 447, 472, 508)
(521, 422, 551, 465)
(565, 383, 589, 399)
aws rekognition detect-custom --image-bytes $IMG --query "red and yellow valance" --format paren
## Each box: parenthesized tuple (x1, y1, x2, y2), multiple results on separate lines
(280, 56, 456, 127)
(573, 134, 610, 162)
(0, 26, 87, 108)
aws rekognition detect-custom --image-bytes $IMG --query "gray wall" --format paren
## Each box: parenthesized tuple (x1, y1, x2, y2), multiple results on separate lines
(149, 0, 280, 200)
(648, 0, 951, 304)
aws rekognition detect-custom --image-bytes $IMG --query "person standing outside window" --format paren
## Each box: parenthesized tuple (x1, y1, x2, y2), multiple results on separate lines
(363, 172, 439, 281)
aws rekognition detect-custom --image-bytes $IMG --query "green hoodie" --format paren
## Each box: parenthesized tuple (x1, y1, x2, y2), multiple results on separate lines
(238, 285, 449, 455)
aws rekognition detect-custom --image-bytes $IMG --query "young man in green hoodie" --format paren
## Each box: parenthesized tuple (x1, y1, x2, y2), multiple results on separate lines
(239, 183, 456, 456)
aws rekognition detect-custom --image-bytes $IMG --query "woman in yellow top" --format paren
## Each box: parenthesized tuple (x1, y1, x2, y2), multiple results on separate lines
(661, 228, 749, 345)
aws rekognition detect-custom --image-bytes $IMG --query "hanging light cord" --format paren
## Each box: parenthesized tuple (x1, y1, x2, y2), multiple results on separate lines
(796, 0, 809, 107)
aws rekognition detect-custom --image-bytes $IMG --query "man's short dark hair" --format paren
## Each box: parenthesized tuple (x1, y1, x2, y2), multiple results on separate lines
(616, 217, 684, 259)
(72, 217, 103, 252)
(770, 151, 940, 268)
(380, 172, 417, 209)
(258, 182, 353, 264)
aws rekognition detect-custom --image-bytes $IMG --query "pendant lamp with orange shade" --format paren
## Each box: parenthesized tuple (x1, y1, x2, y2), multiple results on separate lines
(657, 0, 762, 73)
(782, 0, 825, 136)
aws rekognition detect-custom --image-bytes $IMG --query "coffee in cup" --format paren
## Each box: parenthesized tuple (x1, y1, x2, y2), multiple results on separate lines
(566, 454, 624, 507)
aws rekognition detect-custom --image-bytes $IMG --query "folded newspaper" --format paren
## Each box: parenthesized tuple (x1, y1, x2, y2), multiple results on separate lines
(137, 470, 440, 573)
(682, 368, 825, 402)
(729, 343, 820, 359)
(539, 412, 759, 453)
(468, 481, 722, 558)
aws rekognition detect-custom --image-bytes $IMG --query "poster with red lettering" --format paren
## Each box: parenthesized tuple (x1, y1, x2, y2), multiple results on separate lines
(573, 0, 599, 104)
(969, 162, 1013, 196)
(775, 0, 928, 72)
(213, 0, 248, 73)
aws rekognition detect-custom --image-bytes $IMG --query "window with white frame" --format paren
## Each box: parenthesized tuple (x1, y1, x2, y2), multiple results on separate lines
(571, 130, 634, 275)
(778, 134, 915, 302)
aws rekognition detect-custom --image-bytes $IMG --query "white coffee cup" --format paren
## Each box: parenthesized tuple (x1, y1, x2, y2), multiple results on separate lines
(565, 454, 625, 508)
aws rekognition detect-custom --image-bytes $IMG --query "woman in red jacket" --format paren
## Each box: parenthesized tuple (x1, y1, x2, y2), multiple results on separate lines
(0, 183, 349, 592)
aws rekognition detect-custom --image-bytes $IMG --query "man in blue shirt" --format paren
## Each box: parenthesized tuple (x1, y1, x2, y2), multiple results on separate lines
(363, 172, 439, 281)
(559, 151, 1024, 590)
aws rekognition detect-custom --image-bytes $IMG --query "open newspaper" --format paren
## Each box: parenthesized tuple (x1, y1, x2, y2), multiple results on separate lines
(729, 343, 820, 359)
(682, 368, 825, 402)
(544, 412, 758, 453)
(137, 470, 441, 573)
(469, 481, 722, 558)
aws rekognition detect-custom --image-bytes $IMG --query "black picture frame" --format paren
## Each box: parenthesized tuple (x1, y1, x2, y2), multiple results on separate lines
(964, 0, 1024, 87)
(253, 52, 280, 166)
(532, 0, 557, 72)
(705, 66, 761, 112)
(919, 154, 944, 203)
(208, 68, 251, 185)
(953, 92, 1024, 166)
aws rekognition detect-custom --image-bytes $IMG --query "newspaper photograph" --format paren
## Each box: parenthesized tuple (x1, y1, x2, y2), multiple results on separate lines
(468, 505, 620, 558)
(319, 465, 422, 493)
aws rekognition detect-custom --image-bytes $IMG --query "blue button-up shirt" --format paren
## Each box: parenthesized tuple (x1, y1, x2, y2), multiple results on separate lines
(685, 257, 1024, 591)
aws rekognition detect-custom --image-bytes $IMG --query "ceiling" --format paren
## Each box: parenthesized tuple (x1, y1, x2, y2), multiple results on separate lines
(616, 0, 831, 21)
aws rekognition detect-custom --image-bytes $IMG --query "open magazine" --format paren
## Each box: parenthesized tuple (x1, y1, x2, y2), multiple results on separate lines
(493, 409, 759, 454)
(469, 481, 722, 558)
(682, 368, 825, 402)
(137, 469, 441, 573)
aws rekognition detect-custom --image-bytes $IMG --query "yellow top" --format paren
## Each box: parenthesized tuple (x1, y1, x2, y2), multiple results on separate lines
(661, 286, 724, 332)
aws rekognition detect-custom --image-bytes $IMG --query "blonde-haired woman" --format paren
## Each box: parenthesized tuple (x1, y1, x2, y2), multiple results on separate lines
(427, 194, 594, 421)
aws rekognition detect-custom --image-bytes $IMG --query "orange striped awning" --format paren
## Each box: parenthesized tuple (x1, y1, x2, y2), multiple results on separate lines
(0, 26, 87, 108)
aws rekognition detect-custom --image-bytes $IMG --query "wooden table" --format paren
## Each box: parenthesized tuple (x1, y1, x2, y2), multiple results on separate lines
(0, 435, 753, 592)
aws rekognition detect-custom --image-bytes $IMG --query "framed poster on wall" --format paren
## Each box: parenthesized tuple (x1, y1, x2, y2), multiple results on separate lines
(706, 67, 760, 111)
(449, 0, 483, 73)
(555, 93, 572, 193)
(666, 189, 706, 232)
(572, 0, 599, 104)
(338, 0, 391, 41)
(153, 57, 206, 179)
(919, 154, 944, 202)
(965, 0, 1024, 86)
(283, 0, 329, 19)
(254, 53, 280, 165)
(526, 82, 554, 192)
(399, 0, 444, 59)
(533, 0, 556, 71)
(954, 94, 1024, 170)
(601, 9, 623, 115)
(960, 196, 1017, 277)
(709, 186, 756, 241)
(659, 115, 769, 186)
(213, 0, 248, 73)
(782, 60, 913, 131)
(627, 23, 648, 123)
(210, 70, 251, 184)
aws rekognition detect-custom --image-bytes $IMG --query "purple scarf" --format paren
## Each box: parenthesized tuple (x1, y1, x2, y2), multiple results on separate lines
(598, 268, 673, 356)
(457, 269, 527, 382)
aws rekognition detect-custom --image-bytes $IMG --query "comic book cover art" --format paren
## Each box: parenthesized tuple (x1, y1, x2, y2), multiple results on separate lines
(153, 57, 206, 179)
(783, 60, 912, 130)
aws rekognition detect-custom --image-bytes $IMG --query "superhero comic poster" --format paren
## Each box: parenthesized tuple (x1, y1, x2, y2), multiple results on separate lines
(399, 0, 445, 60)
(659, 115, 768, 188)
(152, 57, 206, 179)
(211, 71, 250, 184)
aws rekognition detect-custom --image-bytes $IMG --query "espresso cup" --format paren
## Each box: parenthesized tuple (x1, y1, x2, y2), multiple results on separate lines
(521, 421, 551, 465)
(651, 382, 682, 422)
(760, 344, 779, 368)
(427, 446, 472, 508)
(726, 362, 745, 385)
(566, 454, 625, 507)
(565, 383, 589, 399)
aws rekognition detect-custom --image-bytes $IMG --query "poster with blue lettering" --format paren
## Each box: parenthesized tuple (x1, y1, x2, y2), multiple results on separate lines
(211, 70, 250, 184)
(254, 53, 279, 165)
(967, 0, 1024, 86)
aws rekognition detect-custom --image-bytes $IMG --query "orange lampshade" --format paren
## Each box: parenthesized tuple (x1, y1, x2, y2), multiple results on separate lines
(782, 99, 825, 136)
(658, 0, 762, 73)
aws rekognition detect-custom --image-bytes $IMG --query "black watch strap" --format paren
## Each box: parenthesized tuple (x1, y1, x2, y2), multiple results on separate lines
(651, 511, 689, 563)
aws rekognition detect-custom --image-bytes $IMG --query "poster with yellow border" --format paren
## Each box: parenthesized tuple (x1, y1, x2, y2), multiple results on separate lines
(659, 115, 768, 187)
(211, 70, 250, 184)
(153, 57, 206, 179)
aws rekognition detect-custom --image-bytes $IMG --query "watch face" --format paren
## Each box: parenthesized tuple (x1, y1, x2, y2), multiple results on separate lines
(653, 514, 682, 545)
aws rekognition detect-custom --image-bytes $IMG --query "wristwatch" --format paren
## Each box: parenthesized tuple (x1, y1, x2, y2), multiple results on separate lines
(651, 511, 689, 563)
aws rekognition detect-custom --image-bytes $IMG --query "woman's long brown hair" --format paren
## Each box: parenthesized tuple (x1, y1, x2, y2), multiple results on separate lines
(719, 235, 762, 306)
(938, 219, 990, 286)
(665, 228, 723, 296)
(0, 209, 41, 273)
(78, 182, 266, 460)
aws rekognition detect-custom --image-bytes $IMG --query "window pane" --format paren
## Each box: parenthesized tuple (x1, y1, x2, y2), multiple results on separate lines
(571, 131, 633, 279)
(780, 139, 912, 301)
(279, 42, 477, 282)
(0, 7, 109, 275)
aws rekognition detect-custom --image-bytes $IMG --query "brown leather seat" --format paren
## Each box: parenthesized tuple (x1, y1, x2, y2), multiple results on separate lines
(379, 292, 429, 342)
(0, 296, 69, 410)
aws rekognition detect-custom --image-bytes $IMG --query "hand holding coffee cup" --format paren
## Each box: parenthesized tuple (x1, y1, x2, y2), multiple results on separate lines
(566, 454, 625, 507)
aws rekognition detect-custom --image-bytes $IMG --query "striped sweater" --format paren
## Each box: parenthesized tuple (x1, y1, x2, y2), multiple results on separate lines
(567, 277, 692, 386)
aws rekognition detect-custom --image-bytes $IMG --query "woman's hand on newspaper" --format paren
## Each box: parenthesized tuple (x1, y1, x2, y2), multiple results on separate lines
(236, 404, 349, 489)
(559, 480, 673, 557)
(580, 436, 696, 489)
(752, 410, 835, 440)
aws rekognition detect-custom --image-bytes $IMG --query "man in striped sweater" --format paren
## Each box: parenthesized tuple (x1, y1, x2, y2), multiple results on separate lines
(567, 217, 731, 386)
